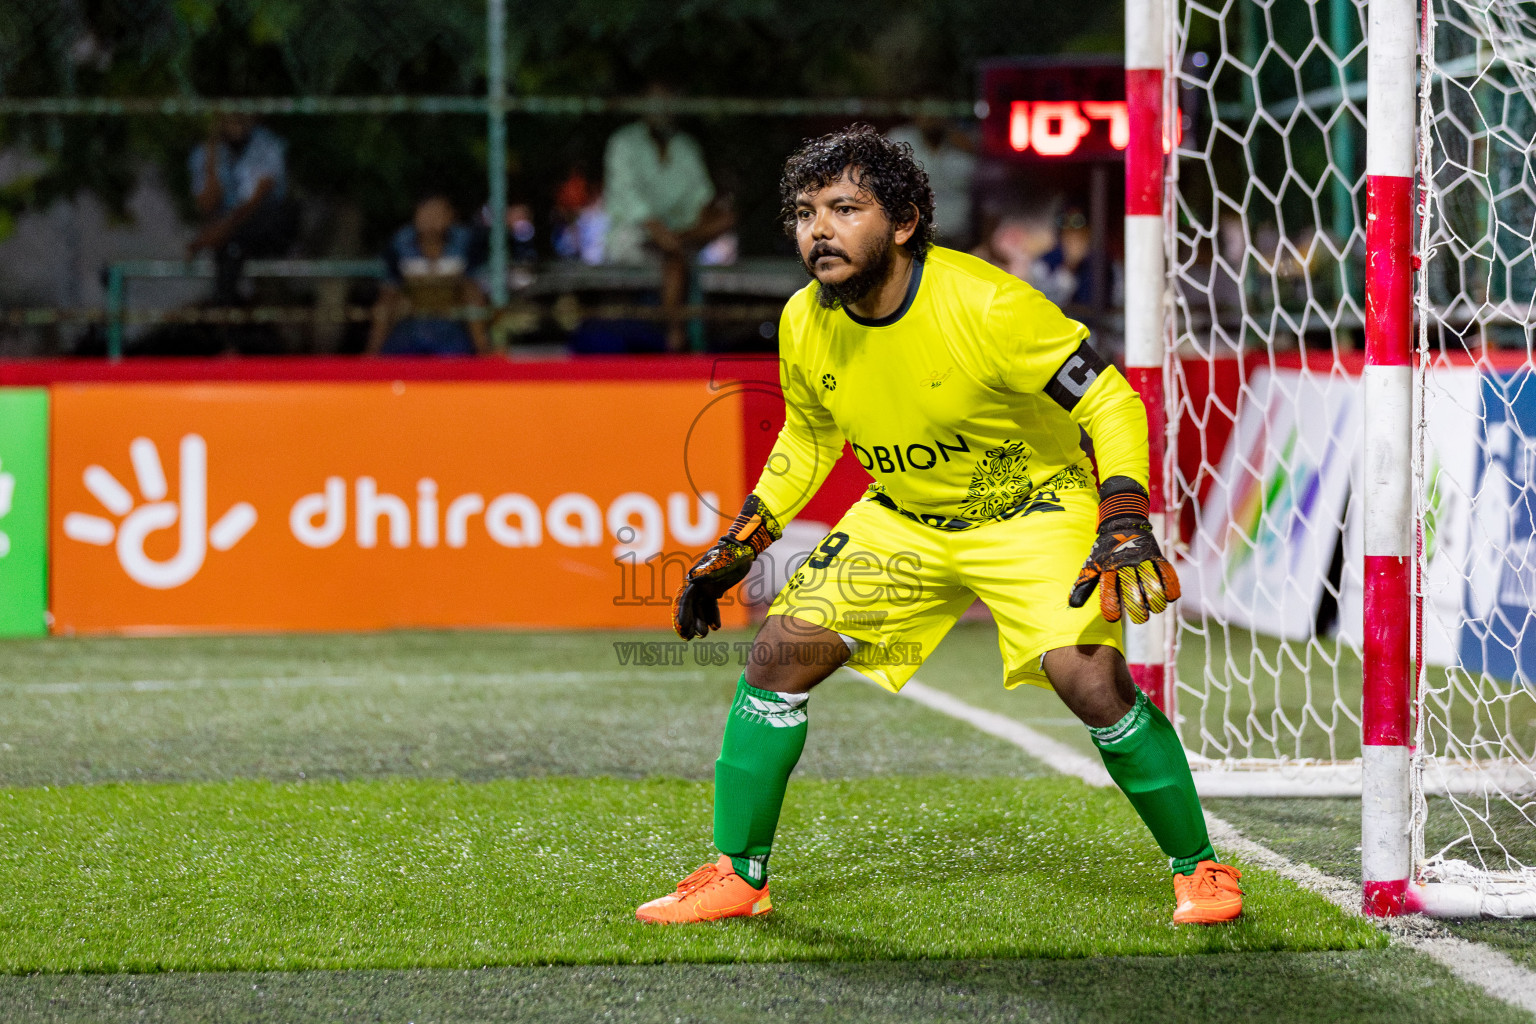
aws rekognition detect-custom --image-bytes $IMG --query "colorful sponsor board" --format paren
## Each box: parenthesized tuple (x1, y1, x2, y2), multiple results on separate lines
(1184, 367, 1359, 641)
(1338, 365, 1481, 669)
(50, 381, 744, 634)
(0, 388, 49, 636)
(1195, 364, 1535, 683)
(1459, 369, 1536, 683)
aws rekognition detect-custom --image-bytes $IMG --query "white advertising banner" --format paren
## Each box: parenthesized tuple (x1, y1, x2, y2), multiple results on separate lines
(1191, 363, 1520, 675)
(1183, 367, 1361, 641)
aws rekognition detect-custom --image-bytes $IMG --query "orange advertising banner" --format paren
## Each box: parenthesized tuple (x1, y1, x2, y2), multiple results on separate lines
(50, 381, 745, 634)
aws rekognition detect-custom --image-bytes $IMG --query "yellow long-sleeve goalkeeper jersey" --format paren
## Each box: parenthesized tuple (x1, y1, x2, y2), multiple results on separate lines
(753, 246, 1148, 530)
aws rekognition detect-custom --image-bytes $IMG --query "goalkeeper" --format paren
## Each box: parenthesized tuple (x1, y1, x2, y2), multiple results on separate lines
(637, 125, 1242, 927)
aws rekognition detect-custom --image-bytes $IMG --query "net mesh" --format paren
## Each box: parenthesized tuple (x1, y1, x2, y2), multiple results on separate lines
(1413, 0, 1536, 900)
(1167, 0, 1368, 771)
(1169, 0, 1536, 908)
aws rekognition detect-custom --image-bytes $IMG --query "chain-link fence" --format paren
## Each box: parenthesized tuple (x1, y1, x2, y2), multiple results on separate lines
(0, 0, 993, 359)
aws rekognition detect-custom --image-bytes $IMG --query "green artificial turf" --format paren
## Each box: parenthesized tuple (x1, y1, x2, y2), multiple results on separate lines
(910, 629, 1536, 977)
(1211, 797, 1536, 973)
(920, 622, 1361, 762)
(922, 623, 1536, 770)
(2, 627, 1532, 1023)
(0, 775, 1381, 973)
(0, 950, 1526, 1024)
(0, 630, 1041, 785)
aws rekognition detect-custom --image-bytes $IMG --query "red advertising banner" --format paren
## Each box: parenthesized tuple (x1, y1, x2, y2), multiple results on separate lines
(50, 381, 745, 634)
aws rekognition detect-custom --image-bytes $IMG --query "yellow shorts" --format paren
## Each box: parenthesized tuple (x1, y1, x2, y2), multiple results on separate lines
(767, 490, 1121, 691)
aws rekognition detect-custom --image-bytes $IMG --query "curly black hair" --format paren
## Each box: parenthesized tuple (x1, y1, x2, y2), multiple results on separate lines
(779, 124, 937, 260)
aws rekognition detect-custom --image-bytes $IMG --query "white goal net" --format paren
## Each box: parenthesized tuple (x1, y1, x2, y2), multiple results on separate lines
(1166, 0, 1536, 913)
(1412, 0, 1536, 916)
(1168, 0, 1371, 785)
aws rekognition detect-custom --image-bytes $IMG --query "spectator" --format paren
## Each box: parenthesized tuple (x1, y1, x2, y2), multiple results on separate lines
(187, 114, 297, 305)
(971, 208, 1058, 285)
(1036, 207, 1094, 307)
(886, 118, 977, 247)
(368, 193, 489, 356)
(507, 202, 538, 266)
(550, 163, 598, 262)
(603, 81, 734, 351)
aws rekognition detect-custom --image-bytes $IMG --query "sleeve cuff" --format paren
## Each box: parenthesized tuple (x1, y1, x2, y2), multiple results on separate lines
(1096, 477, 1150, 527)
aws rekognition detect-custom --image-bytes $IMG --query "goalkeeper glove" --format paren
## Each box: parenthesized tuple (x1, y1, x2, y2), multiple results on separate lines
(1069, 476, 1181, 625)
(672, 495, 782, 640)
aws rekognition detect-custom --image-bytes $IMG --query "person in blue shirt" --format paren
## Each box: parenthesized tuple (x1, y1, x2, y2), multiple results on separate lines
(368, 193, 490, 356)
(1037, 207, 1095, 308)
(188, 114, 296, 305)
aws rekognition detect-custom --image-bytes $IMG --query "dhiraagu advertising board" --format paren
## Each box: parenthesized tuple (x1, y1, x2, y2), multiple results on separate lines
(48, 381, 744, 634)
(0, 388, 48, 636)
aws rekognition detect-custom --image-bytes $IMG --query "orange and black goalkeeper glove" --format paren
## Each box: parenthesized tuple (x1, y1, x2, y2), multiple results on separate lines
(672, 495, 782, 640)
(1068, 476, 1181, 625)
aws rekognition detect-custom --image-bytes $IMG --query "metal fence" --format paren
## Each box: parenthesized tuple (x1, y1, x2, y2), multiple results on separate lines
(0, 0, 975, 358)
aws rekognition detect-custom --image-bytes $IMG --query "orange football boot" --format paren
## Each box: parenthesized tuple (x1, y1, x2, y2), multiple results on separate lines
(1172, 860, 1244, 924)
(635, 855, 773, 924)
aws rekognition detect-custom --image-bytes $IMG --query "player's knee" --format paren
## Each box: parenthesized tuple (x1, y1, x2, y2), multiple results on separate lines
(743, 641, 844, 692)
(744, 616, 848, 693)
(1044, 644, 1136, 727)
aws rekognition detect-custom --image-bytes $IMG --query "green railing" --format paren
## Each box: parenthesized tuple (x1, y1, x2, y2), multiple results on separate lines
(104, 259, 388, 358)
(102, 257, 808, 358)
(5, 0, 972, 357)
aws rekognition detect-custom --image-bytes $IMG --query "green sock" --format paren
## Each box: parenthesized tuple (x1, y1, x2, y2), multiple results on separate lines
(1089, 689, 1215, 876)
(713, 674, 808, 889)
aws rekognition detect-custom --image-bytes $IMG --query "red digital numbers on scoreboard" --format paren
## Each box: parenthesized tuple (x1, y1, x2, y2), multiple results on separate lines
(980, 58, 1129, 162)
(1007, 100, 1130, 156)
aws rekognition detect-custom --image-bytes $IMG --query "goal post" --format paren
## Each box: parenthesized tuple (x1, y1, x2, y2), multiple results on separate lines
(1124, 0, 1174, 715)
(1146, 0, 1536, 917)
(1361, 0, 1417, 918)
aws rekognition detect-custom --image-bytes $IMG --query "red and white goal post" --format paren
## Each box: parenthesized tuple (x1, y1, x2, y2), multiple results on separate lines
(1125, 0, 1536, 917)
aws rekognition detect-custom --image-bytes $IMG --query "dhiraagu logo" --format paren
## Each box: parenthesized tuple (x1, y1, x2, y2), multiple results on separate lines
(62, 435, 257, 589)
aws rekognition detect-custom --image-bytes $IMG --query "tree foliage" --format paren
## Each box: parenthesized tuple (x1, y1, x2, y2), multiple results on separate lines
(0, 0, 1122, 251)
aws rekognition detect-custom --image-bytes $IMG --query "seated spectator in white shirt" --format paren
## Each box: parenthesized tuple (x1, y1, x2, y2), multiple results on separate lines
(602, 81, 734, 351)
(886, 118, 978, 247)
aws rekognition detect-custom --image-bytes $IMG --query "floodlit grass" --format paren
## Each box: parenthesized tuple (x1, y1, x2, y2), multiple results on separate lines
(1211, 797, 1536, 973)
(0, 627, 1530, 1023)
(913, 622, 1367, 762)
(0, 775, 1381, 973)
(1175, 624, 1536, 765)
(927, 622, 1536, 792)
(0, 630, 1041, 785)
(11, 625, 1528, 778)
(914, 630, 1536, 978)
(1173, 623, 1365, 762)
(0, 951, 1527, 1024)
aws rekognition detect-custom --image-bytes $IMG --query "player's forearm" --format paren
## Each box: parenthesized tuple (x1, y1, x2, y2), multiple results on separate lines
(1072, 367, 1150, 490)
(194, 143, 223, 216)
(750, 426, 842, 524)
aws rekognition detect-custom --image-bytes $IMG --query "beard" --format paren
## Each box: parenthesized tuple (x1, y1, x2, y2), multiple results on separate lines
(804, 230, 897, 310)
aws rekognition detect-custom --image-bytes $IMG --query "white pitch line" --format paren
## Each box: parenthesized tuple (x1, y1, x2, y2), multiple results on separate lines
(894, 679, 1111, 786)
(879, 673, 1536, 1016)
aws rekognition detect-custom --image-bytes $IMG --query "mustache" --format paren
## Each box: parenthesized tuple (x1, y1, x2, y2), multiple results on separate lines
(807, 244, 849, 262)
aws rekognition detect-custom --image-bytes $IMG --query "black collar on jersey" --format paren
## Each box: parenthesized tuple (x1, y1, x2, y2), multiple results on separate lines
(842, 256, 923, 328)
